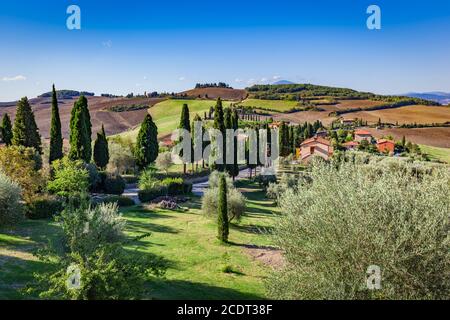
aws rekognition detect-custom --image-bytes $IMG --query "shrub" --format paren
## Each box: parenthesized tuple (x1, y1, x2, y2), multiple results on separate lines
(84, 163, 101, 191)
(161, 177, 183, 195)
(155, 151, 173, 174)
(202, 186, 246, 222)
(101, 195, 135, 207)
(267, 160, 450, 300)
(26, 195, 64, 219)
(208, 171, 233, 189)
(138, 186, 167, 203)
(0, 171, 23, 226)
(138, 167, 159, 190)
(47, 157, 89, 197)
(266, 173, 299, 201)
(107, 142, 136, 175)
(103, 173, 126, 195)
(0, 146, 46, 203)
(30, 198, 165, 299)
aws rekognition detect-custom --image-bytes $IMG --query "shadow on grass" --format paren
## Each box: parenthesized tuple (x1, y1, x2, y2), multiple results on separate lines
(147, 279, 265, 300)
(231, 223, 274, 235)
(126, 219, 179, 235)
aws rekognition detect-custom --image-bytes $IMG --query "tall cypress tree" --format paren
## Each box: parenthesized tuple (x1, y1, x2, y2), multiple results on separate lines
(224, 108, 233, 176)
(231, 109, 239, 180)
(179, 104, 191, 174)
(217, 174, 229, 243)
(1, 113, 13, 146)
(93, 124, 109, 170)
(69, 96, 92, 162)
(49, 85, 63, 163)
(12, 97, 42, 153)
(135, 114, 158, 169)
(213, 98, 225, 171)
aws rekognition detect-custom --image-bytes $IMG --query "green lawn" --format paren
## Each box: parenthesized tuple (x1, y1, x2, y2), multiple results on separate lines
(117, 99, 232, 141)
(0, 180, 278, 300)
(420, 145, 450, 164)
(239, 99, 299, 112)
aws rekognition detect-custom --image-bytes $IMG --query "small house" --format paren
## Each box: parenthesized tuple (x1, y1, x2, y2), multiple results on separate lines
(354, 129, 373, 143)
(300, 137, 334, 162)
(377, 139, 395, 154)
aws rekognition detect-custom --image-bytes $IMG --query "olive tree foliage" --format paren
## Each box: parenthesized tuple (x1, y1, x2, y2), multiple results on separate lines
(202, 171, 246, 222)
(267, 159, 450, 300)
(0, 171, 23, 226)
(107, 142, 136, 175)
(266, 173, 299, 202)
(30, 197, 165, 300)
(155, 151, 173, 174)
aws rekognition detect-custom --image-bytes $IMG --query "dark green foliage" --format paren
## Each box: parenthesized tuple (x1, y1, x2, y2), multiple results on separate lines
(39, 90, 94, 99)
(179, 104, 191, 173)
(49, 85, 64, 163)
(0, 113, 13, 145)
(69, 96, 92, 162)
(93, 124, 109, 169)
(25, 195, 64, 220)
(138, 187, 168, 202)
(135, 114, 159, 169)
(213, 98, 225, 171)
(231, 109, 240, 179)
(217, 174, 229, 243)
(101, 195, 135, 207)
(103, 174, 126, 195)
(12, 97, 42, 154)
(161, 177, 192, 196)
(108, 104, 148, 112)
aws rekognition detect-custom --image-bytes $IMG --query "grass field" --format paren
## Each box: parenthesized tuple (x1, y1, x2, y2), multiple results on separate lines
(238, 99, 300, 112)
(117, 99, 232, 140)
(420, 145, 450, 163)
(0, 180, 278, 300)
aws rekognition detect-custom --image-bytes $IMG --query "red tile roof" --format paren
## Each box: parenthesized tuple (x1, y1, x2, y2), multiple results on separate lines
(377, 139, 395, 145)
(355, 129, 372, 136)
(301, 136, 332, 147)
(343, 141, 360, 147)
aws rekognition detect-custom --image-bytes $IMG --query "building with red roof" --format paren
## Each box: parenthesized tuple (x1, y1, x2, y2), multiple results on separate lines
(300, 137, 334, 162)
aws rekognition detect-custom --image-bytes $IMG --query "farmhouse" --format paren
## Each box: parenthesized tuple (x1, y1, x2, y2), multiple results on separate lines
(377, 139, 395, 154)
(342, 141, 360, 151)
(354, 129, 373, 142)
(340, 118, 356, 126)
(300, 137, 334, 162)
(315, 129, 328, 138)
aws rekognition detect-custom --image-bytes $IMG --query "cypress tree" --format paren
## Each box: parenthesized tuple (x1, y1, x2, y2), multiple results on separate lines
(213, 98, 225, 171)
(224, 108, 232, 175)
(93, 124, 109, 170)
(69, 96, 92, 162)
(217, 174, 229, 243)
(1, 113, 13, 146)
(179, 104, 191, 174)
(135, 114, 159, 169)
(49, 84, 63, 163)
(231, 109, 239, 180)
(12, 97, 42, 153)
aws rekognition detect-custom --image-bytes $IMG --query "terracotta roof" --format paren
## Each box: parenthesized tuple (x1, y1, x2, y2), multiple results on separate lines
(301, 136, 332, 147)
(355, 129, 372, 136)
(377, 139, 395, 145)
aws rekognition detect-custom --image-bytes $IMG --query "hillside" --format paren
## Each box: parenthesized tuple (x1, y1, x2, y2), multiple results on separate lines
(181, 87, 247, 101)
(0, 95, 164, 140)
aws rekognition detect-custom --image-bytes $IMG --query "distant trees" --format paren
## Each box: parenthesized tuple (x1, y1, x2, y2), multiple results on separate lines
(49, 85, 63, 164)
(12, 97, 42, 154)
(217, 174, 229, 243)
(135, 114, 158, 169)
(0, 113, 13, 146)
(93, 124, 109, 170)
(195, 82, 231, 89)
(69, 96, 92, 162)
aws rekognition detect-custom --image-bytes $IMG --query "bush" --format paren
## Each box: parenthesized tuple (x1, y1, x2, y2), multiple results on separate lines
(103, 174, 126, 195)
(47, 157, 89, 197)
(84, 163, 101, 191)
(208, 171, 233, 189)
(138, 167, 159, 190)
(155, 151, 173, 174)
(26, 195, 64, 219)
(268, 160, 450, 300)
(101, 195, 135, 207)
(0, 171, 23, 226)
(138, 186, 167, 203)
(202, 186, 246, 222)
(107, 142, 136, 174)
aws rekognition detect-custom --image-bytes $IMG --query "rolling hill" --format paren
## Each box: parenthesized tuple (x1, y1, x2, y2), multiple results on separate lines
(181, 87, 247, 101)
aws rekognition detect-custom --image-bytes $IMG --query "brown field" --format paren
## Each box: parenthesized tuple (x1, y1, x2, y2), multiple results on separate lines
(316, 99, 386, 112)
(0, 96, 164, 139)
(272, 110, 337, 126)
(365, 127, 450, 148)
(345, 105, 450, 125)
(182, 87, 247, 101)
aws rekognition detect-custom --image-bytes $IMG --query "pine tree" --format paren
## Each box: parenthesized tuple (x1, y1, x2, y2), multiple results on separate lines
(49, 85, 63, 163)
(93, 124, 109, 170)
(69, 96, 92, 162)
(135, 114, 159, 169)
(217, 174, 229, 243)
(1, 113, 13, 146)
(12, 97, 42, 153)
(179, 104, 191, 174)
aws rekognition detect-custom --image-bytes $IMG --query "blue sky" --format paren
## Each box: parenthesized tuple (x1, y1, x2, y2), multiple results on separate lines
(0, 0, 450, 101)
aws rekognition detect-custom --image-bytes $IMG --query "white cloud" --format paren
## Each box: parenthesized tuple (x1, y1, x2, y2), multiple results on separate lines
(102, 40, 113, 48)
(235, 78, 244, 83)
(273, 75, 281, 80)
(178, 77, 186, 81)
(2, 75, 27, 82)
(260, 77, 268, 82)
